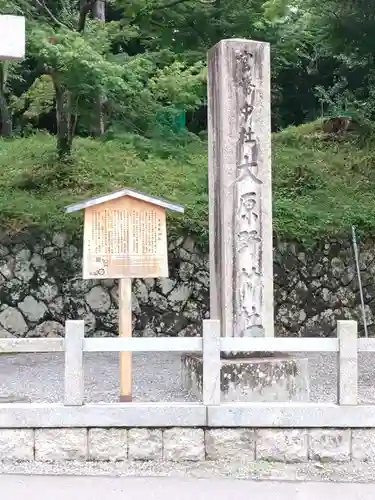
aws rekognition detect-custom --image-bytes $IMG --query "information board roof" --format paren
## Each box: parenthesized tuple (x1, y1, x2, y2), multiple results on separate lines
(65, 187, 184, 214)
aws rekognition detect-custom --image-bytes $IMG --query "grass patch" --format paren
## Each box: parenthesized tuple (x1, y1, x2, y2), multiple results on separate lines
(1, 121, 375, 247)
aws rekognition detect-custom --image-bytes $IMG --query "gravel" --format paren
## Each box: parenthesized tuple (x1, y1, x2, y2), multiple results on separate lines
(1, 351, 375, 403)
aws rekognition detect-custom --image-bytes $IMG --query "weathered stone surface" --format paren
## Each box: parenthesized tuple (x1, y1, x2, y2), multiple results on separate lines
(19, 296, 47, 322)
(133, 279, 149, 304)
(352, 430, 375, 462)
(0, 327, 13, 337)
(205, 429, 255, 461)
(30, 253, 47, 269)
(0, 258, 14, 279)
(309, 430, 350, 462)
(88, 429, 127, 461)
(14, 260, 34, 282)
(0, 429, 34, 461)
(128, 429, 162, 460)
(207, 39, 274, 340)
(159, 278, 176, 296)
(0, 232, 372, 339)
(168, 284, 191, 307)
(52, 232, 67, 248)
(257, 429, 308, 462)
(30, 321, 64, 337)
(182, 354, 310, 403)
(86, 286, 111, 313)
(36, 283, 59, 303)
(35, 429, 88, 461)
(0, 307, 27, 336)
(163, 428, 204, 461)
(48, 296, 64, 315)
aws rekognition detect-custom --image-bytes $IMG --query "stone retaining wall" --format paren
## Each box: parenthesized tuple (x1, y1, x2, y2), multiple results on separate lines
(0, 230, 374, 338)
(0, 427, 373, 462)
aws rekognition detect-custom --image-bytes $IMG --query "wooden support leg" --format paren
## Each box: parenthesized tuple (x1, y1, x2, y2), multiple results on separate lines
(119, 278, 132, 402)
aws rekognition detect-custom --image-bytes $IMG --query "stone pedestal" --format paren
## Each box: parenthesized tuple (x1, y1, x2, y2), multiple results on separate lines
(181, 354, 310, 402)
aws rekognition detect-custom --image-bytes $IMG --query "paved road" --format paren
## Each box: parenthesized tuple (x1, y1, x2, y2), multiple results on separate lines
(2, 475, 375, 500)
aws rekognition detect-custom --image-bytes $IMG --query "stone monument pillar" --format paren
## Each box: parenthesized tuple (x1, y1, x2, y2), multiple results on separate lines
(181, 39, 309, 402)
(208, 39, 274, 342)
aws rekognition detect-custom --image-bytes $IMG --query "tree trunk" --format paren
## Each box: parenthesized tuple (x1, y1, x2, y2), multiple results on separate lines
(0, 64, 12, 137)
(55, 81, 73, 159)
(91, 0, 105, 137)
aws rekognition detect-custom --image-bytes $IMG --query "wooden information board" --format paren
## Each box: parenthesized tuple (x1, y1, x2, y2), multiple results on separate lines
(83, 196, 168, 279)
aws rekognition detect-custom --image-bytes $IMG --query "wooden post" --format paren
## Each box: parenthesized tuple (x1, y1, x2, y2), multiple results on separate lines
(119, 278, 132, 402)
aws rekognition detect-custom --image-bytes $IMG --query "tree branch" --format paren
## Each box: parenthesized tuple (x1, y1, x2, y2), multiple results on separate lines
(32, 0, 70, 29)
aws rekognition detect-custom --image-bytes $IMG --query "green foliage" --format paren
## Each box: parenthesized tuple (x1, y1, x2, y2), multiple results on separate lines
(1, 124, 375, 247)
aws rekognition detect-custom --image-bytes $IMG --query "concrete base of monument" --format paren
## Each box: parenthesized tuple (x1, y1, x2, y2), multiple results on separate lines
(181, 353, 310, 403)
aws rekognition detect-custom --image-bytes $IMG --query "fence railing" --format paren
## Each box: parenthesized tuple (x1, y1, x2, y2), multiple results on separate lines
(1, 319, 375, 428)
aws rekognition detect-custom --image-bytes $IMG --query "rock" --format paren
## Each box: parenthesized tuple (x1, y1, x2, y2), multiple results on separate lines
(88, 429, 127, 461)
(0, 258, 15, 279)
(76, 307, 96, 334)
(43, 246, 58, 257)
(14, 260, 34, 282)
(18, 296, 47, 322)
(100, 307, 118, 331)
(133, 280, 149, 304)
(205, 429, 255, 461)
(132, 293, 141, 314)
(182, 236, 196, 252)
(110, 286, 118, 305)
(61, 245, 78, 260)
(309, 430, 350, 462)
(143, 278, 155, 291)
(68, 279, 95, 295)
(93, 330, 116, 337)
(352, 430, 375, 462)
(52, 232, 67, 248)
(15, 249, 31, 261)
(311, 263, 323, 277)
(0, 307, 27, 336)
(30, 321, 64, 338)
(183, 301, 201, 321)
(256, 429, 308, 462)
(168, 284, 192, 307)
(159, 278, 176, 295)
(100, 279, 115, 289)
(35, 429, 87, 461)
(128, 429, 162, 460)
(0, 327, 13, 337)
(0, 244, 9, 257)
(2, 279, 26, 305)
(30, 253, 47, 269)
(86, 286, 111, 313)
(299, 309, 307, 322)
(179, 261, 194, 281)
(49, 296, 64, 316)
(163, 428, 204, 461)
(149, 291, 169, 311)
(0, 429, 34, 461)
(196, 271, 209, 287)
(36, 282, 59, 303)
